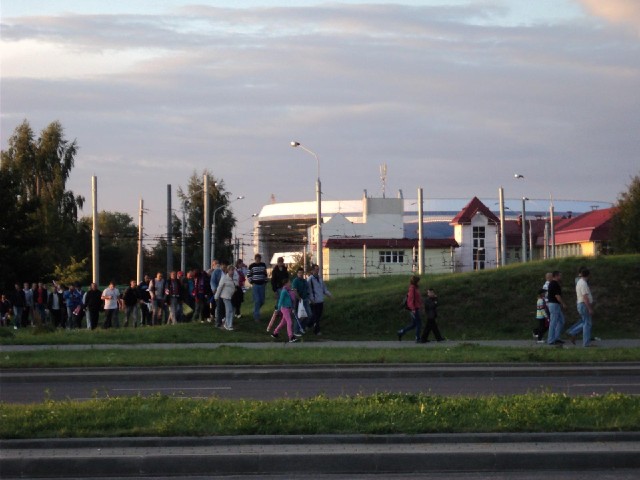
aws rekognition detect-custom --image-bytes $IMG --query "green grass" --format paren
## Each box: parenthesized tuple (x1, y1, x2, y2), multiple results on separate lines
(2, 254, 639, 345)
(1, 392, 637, 438)
(3, 344, 640, 368)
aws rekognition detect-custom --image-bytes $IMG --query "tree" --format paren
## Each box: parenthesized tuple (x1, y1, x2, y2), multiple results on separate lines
(1, 120, 85, 290)
(177, 170, 237, 267)
(79, 211, 139, 283)
(611, 174, 640, 253)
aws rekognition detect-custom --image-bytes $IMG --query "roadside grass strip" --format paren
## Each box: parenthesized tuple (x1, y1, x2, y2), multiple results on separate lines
(2, 344, 640, 368)
(1, 393, 638, 438)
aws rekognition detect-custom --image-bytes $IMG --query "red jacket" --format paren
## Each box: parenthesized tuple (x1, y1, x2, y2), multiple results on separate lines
(407, 284, 422, 311)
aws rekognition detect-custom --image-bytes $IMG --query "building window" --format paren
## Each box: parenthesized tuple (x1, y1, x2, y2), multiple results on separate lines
(473, 226, 485, 270)
(379, 250, 405, 264)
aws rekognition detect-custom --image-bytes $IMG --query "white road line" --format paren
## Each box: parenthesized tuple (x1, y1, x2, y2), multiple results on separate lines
(112, 387, 232, 391)
(571, 384, 640, 387)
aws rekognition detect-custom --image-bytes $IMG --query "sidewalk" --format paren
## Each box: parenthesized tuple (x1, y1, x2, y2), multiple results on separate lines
(2, 338, 640, 351)
(2, 433, 640, 478)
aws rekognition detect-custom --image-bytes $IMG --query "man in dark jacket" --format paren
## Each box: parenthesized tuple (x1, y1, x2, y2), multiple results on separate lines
(84, 283, 103, 330)
(270, 256, 289, 310)
(9, 283, 25, 330)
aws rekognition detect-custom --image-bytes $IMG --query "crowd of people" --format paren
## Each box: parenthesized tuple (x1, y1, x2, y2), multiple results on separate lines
(0, 254, 334, 339)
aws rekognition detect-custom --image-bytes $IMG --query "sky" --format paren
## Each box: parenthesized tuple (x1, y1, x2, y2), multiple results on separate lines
(2, 0, 639, 246)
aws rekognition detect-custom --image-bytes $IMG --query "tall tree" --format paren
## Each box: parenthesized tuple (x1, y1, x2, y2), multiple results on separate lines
(177, 170, 237, 267)
(79, 211, 139, 283)
(611, 174, 640, 253)
(1, 120, 85, 288)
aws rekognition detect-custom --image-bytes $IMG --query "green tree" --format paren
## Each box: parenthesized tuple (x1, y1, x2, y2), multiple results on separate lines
(177, 170, 237, 267)
(1, 120, 85, 289)
(79, 211, 139, 283)
(611, 174, 640, 253)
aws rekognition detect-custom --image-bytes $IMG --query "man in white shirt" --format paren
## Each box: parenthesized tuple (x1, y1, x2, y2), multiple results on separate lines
(101, 281, 121, 329)
(567, 269, 595, 347)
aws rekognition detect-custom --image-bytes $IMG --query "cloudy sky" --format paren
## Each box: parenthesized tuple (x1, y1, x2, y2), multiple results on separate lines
(2, 0, 639, 242)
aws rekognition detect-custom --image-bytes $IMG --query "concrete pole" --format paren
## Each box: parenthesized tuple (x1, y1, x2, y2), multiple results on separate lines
(203, 174, 210, 271)
(550, 202, 556, 259)
(167, 184, 173, 274)
(181, 205, 186, 274)
(417, 187, 424, 275)
(528, 219, 533, 261)
(91, 176, 100, 285)
(363, 244, 367, 278)
(316, 177, 323, 278)
(498, 187, 506, 267)
(136, 198, 144, 284)
(520, 199, 527, 263)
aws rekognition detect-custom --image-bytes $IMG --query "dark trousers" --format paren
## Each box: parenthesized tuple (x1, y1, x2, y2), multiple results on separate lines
(231, 287, 244, 315)
(88, 307, 100, 329)
(308, 302, 324, 334)
(50, 309, 62, 328)
(534, 317, 548, 341)
(421, 316, 444, 342)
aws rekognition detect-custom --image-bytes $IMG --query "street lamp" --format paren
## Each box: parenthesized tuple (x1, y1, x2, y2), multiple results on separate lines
(514, 174, 527, 263)
(291, 141, 323, 277)
(211, 195, 245, 264)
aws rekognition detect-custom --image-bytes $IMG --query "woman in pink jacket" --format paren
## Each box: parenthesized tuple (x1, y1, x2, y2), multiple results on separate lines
(397, 275, 423, 343)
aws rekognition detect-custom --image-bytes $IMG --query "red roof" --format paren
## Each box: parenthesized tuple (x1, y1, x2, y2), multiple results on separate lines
(450, 197, 500, 225)
(553, 207, 614, 245)
(325, 238, 458, 249)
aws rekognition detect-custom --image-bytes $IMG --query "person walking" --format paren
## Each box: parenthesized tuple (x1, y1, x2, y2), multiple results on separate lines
(231, 259, 246, 319)
(9, 283, 25, 330)
(291, 267, 310, 335)
(122, 280, 141, 327)
(398, 276, 423, 343)
(307, 263, 332, 335)
(215, 265, 237, 331)
(149, 272, 167, 326)
(532, 288, 548, 343)
(567, 268, 596, 347)
(166, 271, 182, 326)
(84, 283, 102, 329)
(420, 288, 445, 343)
(101, 281, 120, 329)
(247, 254, 267, 322)
(270, 277, 298, 343)
(546, 271, 567, 346)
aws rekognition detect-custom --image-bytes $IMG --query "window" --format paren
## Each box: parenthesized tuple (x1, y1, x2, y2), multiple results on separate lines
(473, 226, 485, 270)
(379, 250, 405, 264)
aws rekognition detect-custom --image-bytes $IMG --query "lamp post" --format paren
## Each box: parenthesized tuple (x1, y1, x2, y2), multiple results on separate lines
(514, 174, 527, 263)
(521, 197, 529, 263)
(203, 174, 210, 271)
(291, 141, 323, 277)
(211, 195, 245, 263)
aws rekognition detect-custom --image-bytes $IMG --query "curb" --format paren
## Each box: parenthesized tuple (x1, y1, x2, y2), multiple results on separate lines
(2, 433, 639, 478)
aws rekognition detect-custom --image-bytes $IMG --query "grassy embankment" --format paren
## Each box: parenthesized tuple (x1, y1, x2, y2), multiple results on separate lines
(1, 254, 638, 368)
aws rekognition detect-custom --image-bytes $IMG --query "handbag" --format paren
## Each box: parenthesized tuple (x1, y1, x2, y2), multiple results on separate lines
(297, 302, 308, 319)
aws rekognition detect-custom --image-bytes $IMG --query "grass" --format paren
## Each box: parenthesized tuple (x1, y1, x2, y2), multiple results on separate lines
(0, 254, 638, 347)
(3, 344, 640, 368)
(1, 392, 637, 438)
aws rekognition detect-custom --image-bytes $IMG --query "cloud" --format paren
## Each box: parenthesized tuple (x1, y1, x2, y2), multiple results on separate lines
(578, 0, 640, 32)
(1, 2, 639, 238)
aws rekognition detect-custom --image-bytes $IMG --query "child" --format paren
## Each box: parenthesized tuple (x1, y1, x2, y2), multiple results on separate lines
(270, 278, 299, 343)
(533, 289, 549, 343)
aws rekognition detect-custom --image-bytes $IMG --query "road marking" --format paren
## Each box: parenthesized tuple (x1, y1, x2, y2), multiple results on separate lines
(571, 383, 640, 387)
(112, 387, 232, 391)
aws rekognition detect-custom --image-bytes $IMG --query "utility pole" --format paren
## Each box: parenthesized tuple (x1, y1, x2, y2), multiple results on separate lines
(181, 203, 186, 274)
(137, 198, 144, 284)
(498, 186, 506, 267)
(417, 187, 424, 275)
(203, 174, 210, 271)
(167, 184, 173, 274)
(91, 176, 100, 285)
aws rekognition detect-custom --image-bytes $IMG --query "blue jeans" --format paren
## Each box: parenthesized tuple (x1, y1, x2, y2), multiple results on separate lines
(399, 310, 422, 341)
(547, 303, 565, 344)
(568, 303, 592, 347)
(252, 283, 266, 321)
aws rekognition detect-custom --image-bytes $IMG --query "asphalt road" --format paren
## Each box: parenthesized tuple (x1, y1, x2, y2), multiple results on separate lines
(3, 365, 640, 403)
